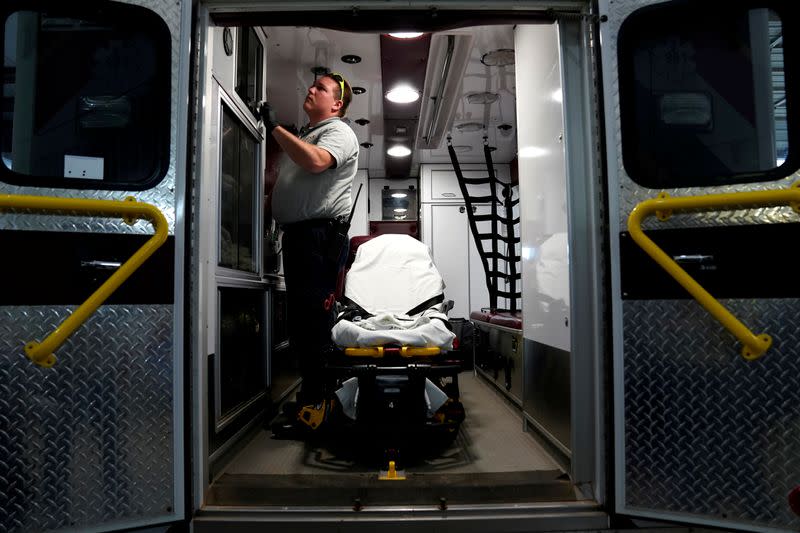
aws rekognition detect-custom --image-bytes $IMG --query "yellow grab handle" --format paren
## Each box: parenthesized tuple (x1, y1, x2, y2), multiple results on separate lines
(343, 346, 442, 358)
(344, 347, 385, 357)
(400, 346, 440, 357)
(627, 183, 800, 361)
(0, 194, 168, 368)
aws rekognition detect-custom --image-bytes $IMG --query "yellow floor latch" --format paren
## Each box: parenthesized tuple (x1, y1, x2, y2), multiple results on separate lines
(379, 461, 406, 481)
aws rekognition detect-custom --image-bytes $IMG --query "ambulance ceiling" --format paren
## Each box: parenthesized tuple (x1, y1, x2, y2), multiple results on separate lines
(263, 24, 523, 179)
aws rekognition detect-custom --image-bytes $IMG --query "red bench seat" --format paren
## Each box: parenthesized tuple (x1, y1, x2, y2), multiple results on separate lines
(469, 310, 522, 330)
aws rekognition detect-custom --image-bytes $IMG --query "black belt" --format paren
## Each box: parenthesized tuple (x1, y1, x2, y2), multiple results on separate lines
(281, 218, 342, 232)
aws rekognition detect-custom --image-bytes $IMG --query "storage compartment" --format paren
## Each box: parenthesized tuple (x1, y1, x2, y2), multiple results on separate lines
(420, 164, 511, 202)
(473, 316, 524, 406)
(449, 317, 475, 370)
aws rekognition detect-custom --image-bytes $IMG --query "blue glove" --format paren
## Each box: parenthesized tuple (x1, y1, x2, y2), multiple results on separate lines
(257, 101, 278, 131)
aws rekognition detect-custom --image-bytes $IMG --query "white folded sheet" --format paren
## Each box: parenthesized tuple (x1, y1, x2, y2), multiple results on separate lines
(332, 309, 455, 349)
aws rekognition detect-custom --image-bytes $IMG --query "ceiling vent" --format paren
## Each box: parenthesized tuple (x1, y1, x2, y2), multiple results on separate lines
(466, 92, 499, 105)
(416, 33, 475, 150)
(481, 48, 515, 67)
(454, 121, 484, 133)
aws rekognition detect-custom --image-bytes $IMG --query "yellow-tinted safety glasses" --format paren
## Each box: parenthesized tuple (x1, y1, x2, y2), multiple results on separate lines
(329, 72, 346, 102)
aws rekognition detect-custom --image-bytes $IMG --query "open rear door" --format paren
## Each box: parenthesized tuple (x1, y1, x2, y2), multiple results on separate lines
(0, 0, 189, 531)
(600, 0, 800, 531)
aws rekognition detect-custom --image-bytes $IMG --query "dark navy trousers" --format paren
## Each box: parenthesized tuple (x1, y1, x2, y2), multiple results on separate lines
(281, 219, 347, 404)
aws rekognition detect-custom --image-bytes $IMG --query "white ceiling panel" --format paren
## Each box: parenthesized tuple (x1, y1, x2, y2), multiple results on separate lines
(263, 23, 519, 178)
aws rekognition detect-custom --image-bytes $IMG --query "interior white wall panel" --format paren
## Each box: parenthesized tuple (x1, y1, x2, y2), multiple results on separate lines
(515, 23, 570, 351)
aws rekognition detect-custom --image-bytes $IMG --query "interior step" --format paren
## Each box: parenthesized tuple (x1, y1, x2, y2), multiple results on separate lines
(207, 470, 576, 507)
(195, 501, 609, 533)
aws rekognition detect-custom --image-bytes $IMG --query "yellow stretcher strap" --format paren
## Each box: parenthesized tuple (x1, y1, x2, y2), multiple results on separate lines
(343, 346, 441, 358)
(0, 194, 168, 368)
(627, 183, 800, 361)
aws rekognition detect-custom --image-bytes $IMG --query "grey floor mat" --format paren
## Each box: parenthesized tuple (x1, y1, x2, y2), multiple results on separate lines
(224, 372, 560, 475)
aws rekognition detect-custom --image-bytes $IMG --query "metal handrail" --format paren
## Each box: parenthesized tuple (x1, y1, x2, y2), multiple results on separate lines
(0, 194, 168, 368)
(627, 182, 800, 360)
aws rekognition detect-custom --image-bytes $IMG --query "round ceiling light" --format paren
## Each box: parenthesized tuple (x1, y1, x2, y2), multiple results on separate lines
(466, 92, 499, 105)
(352, 86, 367, 95)
(454, 122, 485, 133)
(387, 145, 412, 157)
(481, 48, 515, 67)
(391, 192, 408, 198)
(341, 54, 361, 64)
(388, 32, 424, 39)
(360, 142, 373, 148)
(386, 85, 420, 104)
(393, 208, 408, 213)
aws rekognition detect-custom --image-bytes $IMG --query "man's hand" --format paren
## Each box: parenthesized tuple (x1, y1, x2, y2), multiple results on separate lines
(256, 101, 278, 131)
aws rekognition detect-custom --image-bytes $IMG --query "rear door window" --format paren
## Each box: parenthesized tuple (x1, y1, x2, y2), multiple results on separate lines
(1, 2, 171, 190)
(617, 1, 798, 188)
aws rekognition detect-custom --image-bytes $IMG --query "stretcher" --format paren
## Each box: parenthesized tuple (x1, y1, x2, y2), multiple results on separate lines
(322, 234, 466, 448)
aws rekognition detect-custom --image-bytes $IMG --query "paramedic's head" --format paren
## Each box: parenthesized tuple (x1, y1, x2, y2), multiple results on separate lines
(303, 73, 352, 121)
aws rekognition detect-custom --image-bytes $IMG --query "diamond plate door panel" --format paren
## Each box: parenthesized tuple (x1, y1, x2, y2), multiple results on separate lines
(0, 1, 184, 532)
(622, 300, 800, 530)
(0, 306, 175, 533)
(602, 1, 800, 531)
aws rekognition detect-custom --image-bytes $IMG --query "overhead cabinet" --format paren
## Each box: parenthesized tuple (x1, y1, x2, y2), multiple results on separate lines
(421, 163, 511, 203)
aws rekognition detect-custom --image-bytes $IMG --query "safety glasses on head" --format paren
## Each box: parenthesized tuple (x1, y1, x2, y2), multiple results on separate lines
(328, 72, 346, 102)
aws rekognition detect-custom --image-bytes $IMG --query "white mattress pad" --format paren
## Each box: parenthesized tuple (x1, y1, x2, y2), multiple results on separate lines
(344, 234, 446, 316)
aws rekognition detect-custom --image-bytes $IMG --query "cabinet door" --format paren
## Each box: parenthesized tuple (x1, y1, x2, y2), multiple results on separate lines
(420, 164, 511, 203)
(430, 204, 470, 319)
(430, 169, 491, 201)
